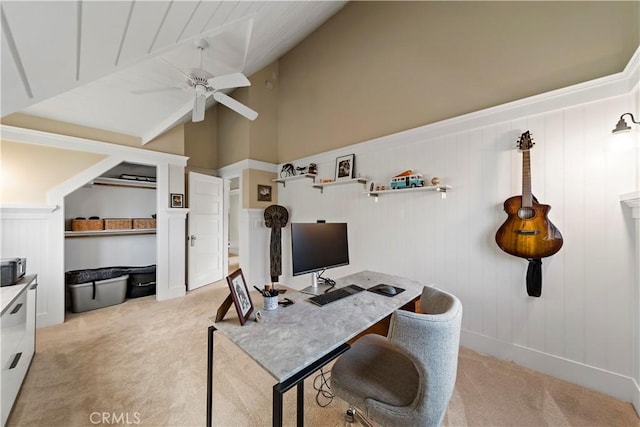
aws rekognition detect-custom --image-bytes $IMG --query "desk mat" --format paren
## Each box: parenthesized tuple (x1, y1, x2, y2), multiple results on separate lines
(367, 283, 406, 297)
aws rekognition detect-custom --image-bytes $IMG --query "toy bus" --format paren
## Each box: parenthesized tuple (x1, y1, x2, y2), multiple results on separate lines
(390, 173, 425, 189)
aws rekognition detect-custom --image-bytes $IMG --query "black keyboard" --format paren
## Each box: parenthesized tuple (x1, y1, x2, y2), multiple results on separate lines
(308, 284, 365, 306)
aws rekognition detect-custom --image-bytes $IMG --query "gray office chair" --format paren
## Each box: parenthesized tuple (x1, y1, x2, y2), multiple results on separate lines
(331, 286, 462, 427)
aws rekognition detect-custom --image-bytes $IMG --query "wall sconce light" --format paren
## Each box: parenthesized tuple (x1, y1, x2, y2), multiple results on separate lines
(612, 113, 639, 134)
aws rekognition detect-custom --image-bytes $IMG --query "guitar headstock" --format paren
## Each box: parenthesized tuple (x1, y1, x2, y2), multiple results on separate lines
(517, 131, 534, 151)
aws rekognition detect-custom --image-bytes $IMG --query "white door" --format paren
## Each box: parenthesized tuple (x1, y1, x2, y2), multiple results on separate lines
(187, 172, 224, 290)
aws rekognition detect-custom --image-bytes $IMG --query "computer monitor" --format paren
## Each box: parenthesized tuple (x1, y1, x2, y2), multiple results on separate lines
(290, 222, 349, 295)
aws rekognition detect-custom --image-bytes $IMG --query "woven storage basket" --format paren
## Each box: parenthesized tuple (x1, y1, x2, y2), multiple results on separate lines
(132, 218, 156, 229)
(104, 218, 132, 230)
(71, 219, 104, 231)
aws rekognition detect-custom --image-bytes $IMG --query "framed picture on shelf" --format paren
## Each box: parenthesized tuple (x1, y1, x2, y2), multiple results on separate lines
(257, 184, 272, 202)
(170, 193, 184, 208)
(335, 154, 355, 181)
(225, 269, 254, 325)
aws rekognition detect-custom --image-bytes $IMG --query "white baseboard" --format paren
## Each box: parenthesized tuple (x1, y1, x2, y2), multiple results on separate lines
(36, 312, 63, 329)
(157, 286, 185, 301)
(633, 379, 640, 417)
(460, 330, 637, 406)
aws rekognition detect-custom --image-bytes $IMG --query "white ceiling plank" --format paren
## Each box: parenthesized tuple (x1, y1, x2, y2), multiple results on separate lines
(248, 3, 312, 65)
(24, 59, 193, 137)
(202, 1, 239, 32)
(1, 29, 32, 116)
(158, 17, 253, 77)
(1, 1, 77, 106)
(117, 1, 173, 67)
(80, 1, 135, 81)
(201, 18, 253, 75)
(176, 1, 222, 42)
(141, 99, 196, 144)
(250, 1, 303, 55)
(225, 1, 257, 24)
(149, 1, 201, 54)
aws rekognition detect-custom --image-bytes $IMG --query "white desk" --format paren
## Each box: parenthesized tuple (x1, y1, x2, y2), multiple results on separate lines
(207, 270, 424, 427)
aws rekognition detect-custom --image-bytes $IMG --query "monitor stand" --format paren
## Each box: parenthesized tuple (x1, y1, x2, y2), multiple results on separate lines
(300, 272, 333, 295)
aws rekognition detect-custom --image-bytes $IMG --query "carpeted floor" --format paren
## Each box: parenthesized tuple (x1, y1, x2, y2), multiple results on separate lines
(7, 275, 639, 427)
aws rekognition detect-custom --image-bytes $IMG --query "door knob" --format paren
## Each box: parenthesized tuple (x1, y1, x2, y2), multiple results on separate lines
(190, 235, 196, 246)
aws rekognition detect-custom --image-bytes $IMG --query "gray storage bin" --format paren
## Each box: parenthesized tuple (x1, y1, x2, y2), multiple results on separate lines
(67, 275, 128, 313)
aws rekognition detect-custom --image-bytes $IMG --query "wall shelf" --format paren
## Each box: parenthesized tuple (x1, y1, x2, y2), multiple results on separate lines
(90, 177, 156, 189)
(620, 190, 640, 219)
(65, 229, 156, 238)
(365, 185, 452, 199)
(273, 173, 317, 187)
(312, 177, 368, 193)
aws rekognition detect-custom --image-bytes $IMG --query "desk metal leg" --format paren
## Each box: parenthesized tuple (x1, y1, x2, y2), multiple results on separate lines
(273, 386, 283, 427)
(207, 326, 216, 427)
(297, 382, 304, 427)
(272, 343, 350, 427)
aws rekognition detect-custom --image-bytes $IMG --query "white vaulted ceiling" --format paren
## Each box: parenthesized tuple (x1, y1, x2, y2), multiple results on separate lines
(1, 1, 346, 143)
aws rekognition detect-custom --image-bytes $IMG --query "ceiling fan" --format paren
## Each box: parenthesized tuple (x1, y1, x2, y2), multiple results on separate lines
(133, 39, 258, 123)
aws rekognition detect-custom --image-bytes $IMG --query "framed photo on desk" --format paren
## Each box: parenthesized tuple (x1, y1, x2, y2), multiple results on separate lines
(226, 269, 253, 325)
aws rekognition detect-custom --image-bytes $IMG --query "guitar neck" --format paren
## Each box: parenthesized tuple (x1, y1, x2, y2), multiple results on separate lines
(522, 150, 532, 207)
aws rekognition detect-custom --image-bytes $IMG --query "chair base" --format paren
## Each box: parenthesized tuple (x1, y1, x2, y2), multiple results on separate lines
(345, 407, 373, 427)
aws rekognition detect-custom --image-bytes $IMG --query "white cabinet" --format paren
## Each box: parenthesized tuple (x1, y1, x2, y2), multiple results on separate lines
(1, 275, 37, 427)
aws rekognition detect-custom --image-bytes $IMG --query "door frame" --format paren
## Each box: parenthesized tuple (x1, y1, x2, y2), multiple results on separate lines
(223, 173, 242, 276)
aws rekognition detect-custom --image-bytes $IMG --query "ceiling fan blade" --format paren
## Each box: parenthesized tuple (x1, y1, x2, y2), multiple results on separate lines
(213, 91, 258, 121)
(159, 57, 193, 81)
(207, 73, 250, 90)
(192, 94, 207, 122)
(131, 86, 183, 95)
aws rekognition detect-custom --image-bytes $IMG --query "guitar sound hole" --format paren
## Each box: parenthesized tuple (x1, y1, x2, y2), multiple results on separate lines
(518, 207, 535, 220)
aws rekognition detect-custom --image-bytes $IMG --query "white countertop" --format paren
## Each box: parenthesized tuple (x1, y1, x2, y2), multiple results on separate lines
(1, 274, 36, 316)
(211, 270, 424, 382)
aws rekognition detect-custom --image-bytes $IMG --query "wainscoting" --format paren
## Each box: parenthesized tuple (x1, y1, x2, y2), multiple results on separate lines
(277, 79, 639, 408)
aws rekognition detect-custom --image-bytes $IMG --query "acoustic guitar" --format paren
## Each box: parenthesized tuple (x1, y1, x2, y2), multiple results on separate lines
(495, 131, 563, 259)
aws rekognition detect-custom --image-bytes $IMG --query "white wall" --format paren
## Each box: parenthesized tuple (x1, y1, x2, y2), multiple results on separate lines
(277, 85, 639, 405)
(239, 208, 269, 288)
(228, 190, 240, 254)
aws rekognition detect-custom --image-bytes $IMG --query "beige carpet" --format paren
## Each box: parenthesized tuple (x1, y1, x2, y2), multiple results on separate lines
(7, 278, 639, 427)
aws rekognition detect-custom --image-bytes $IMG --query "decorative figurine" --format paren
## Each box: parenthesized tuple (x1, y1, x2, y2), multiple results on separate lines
(264, 205, 289, 283)
(280, 163, 295, 178)
(431, 176, 440, 186)
(308, 163, 318, 175)
(390, 170, 425, 189)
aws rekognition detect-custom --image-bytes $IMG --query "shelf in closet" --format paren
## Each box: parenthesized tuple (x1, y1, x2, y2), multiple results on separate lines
(312, 177, 368, 193)
(365, 185, 452, 198)
(273, 173, 317, 187)
(90, 177, 156, 189)
(65, 229, 156, 238)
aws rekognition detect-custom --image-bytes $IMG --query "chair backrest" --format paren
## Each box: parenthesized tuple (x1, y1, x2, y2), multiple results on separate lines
(387, 286, 463, 426)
